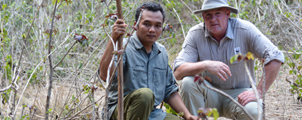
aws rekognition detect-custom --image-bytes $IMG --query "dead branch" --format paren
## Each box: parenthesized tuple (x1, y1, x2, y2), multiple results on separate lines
(45, 0, 58, 119)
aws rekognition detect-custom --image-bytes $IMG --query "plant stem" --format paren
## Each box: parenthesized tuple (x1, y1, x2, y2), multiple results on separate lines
(45, 0, 58, 119)
(53, 41, 77, 69)
(166, 0, 186, 39)
(116, 0, 124, 119)
(244, 61, 262, 120)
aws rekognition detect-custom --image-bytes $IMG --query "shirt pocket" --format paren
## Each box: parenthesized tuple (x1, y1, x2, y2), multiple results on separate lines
(132, 65, 147, 86)
(152, 67, 166, 99)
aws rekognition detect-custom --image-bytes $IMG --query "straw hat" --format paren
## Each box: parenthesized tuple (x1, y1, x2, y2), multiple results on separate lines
(193, 0, 238, 14)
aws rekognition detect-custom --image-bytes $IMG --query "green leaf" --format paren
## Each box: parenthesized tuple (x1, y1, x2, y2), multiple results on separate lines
(293, 54, 301, 60)
(284, 12, 292, 18)
(289, 70, 296, 75)
(288, 62, 295, 69)
(78, 63, 83, 69)
(72, 95, 75, 101)
(47, 108, 52, 113)
(298, 66, 302, 71)
(230, 54, 238, 64)
(2, 4, 7, 10)
(22, 33, 26, 39)
(52, 0, 61, 5)
(212, 108, 219, 120)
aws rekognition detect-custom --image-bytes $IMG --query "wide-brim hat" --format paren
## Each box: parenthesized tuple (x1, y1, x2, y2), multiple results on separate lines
(193, 0, 238, 14)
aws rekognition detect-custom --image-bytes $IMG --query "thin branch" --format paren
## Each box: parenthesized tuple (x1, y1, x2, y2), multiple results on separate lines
(180, 0, 201, 23)
(102, 26, 117, 88)
(92, 89, 96, 120)
(0, 85, 12, 92)
(29, 108, 37, 120)
(166, 0, 186, 39)
(201, 81, 253, 120)
(13, 61, 43, 115)
(244, 61, 262, 120)
(45, 0, 58, 119)
(286, 77, 301, 87)
(53, 41, 77, 69)
(67, 96, 103, 120)
(275, 0, 302, 32)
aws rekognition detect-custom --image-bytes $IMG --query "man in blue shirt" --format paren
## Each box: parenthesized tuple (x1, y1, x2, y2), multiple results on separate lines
(99, 2, 198, 120)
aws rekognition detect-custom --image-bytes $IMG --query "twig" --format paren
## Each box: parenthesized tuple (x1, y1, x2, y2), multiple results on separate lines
(50, 93, 59, 120)
(285, 77, 301, 87)
(244, 61, 261, 120)
(20, 104, 25, 119)
(14, 61, 43, 116)
(11, 90, 17, 119)
(45, 0, 58, 119)
(102, 26, 117, 88)
(0, 84, 12, 92)
(166, 0, 186, 39)
(123, 0, 139, 18)
(274, 0, 302, 32)
(67, 96, 103, 120)
(180, 0, 201, 23)
(58, 77, 80, 119)
(29, 108, 37, 120)
(53, 41, 77, 69)
(201, 81, 253, 120)
(64, 94, 89, 119)
(92, 87, 96, 120)
(13, 0, 45, 88)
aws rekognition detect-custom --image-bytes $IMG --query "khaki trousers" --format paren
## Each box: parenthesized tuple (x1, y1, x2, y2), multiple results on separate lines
(180, 76, 262, 120)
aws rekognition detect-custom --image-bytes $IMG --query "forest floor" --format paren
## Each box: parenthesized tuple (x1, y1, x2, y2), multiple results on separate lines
(15, 61, 301, 120)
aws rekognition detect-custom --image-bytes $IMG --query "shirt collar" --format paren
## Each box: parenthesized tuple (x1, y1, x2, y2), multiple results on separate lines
(204, 19, 234, 40)
(131, 32, 161, 54)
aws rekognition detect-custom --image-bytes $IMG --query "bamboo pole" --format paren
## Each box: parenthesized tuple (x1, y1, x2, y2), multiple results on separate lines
(115, 0, 124, 120)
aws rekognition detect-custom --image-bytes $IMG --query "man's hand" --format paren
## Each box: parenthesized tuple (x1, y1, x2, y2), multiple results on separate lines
(237, 90, 261, 106)
(111, 19, 127, 42)
(204, 61, 232, 81)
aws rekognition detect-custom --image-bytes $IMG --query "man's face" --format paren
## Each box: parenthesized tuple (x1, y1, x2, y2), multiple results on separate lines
(136, 10, 163, 46)
(202, 8, 230, 39)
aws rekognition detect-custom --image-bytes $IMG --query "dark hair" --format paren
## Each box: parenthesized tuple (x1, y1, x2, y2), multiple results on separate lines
(135, 2, 165, 22)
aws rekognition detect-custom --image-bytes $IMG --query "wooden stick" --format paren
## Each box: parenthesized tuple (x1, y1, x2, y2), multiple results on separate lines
(115, 0, 124, 120)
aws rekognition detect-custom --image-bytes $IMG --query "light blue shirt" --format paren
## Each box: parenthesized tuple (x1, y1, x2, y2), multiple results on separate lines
(174, 18, 284, 89)
(106, 32, 178, 120)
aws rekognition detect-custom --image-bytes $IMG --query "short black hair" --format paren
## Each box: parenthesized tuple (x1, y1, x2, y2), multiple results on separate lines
(135, 2, 165, 22)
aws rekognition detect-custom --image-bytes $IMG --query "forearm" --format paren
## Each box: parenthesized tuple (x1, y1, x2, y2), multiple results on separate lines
(167, 92, 192, 119)
(99, 40, 115, 80)
(257, 60, 282, 96)
(174, 62, 206, 80)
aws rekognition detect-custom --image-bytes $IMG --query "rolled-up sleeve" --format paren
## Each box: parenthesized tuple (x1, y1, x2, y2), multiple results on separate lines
(247, 22, 284, 64)
(173, 31, 199, 71)
(164, 65, 179, 102)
